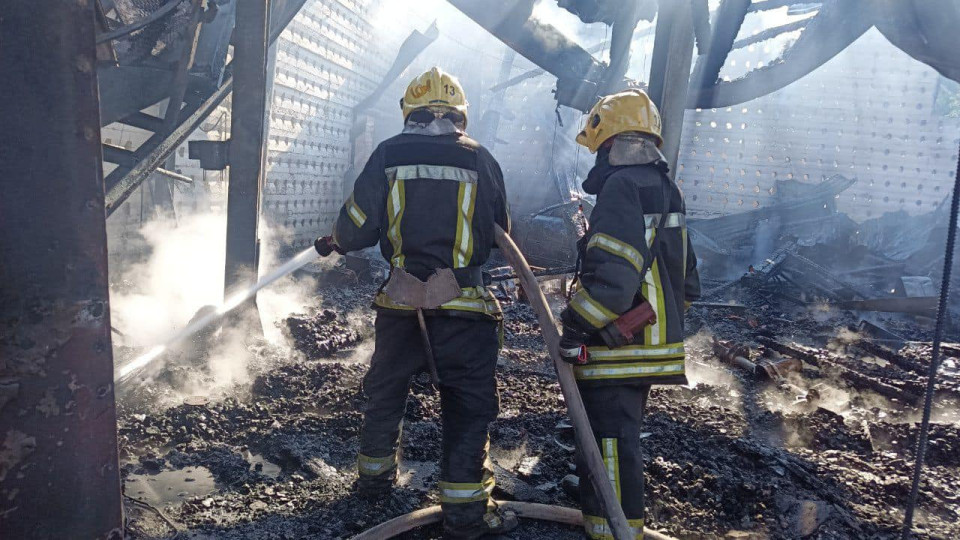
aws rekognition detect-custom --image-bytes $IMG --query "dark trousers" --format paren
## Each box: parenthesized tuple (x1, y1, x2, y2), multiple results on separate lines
(358, 312, 500, 532)
(576, 383, 650, 539)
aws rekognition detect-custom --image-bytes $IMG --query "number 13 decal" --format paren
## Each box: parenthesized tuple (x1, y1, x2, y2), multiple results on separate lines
(443, 84, 457, 97)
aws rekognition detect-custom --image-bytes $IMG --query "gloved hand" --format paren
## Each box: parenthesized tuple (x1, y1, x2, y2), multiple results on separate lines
(558, 322, 591, 365)
(314, 235, 343, 257)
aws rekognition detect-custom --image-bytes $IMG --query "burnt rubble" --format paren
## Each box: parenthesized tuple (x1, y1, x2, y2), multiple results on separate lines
(117, 266, 960, 539)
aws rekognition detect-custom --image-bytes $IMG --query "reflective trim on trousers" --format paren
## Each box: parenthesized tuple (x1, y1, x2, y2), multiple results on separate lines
(583, 515, 645, 539)
(602, 438, 621, 502)
(438, 475, 495, 504)
(357, 452, 396, 476)
(587, 233, 644, 273)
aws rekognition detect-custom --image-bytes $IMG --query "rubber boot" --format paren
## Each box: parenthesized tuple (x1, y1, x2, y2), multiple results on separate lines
(355, 465, 397, 500)
(443, 508, 518, 539)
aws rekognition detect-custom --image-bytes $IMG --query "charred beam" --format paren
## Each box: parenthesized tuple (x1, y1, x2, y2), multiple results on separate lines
(446, 0, 605, 112)
(648, 0, 696, 176)
(224, 0, 270, 327)
(0, 0, 121, 535)
(690, 0, 751, 92)
(732, 19, 809, 50)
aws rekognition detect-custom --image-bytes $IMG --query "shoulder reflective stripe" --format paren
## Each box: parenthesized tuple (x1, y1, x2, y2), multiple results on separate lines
(453, 180, 477, 267)
(345, 194, 367, 228)
(385, 164, 478, 183)
(574, 360, 685, 380)
(357, 453, 396, 476)
(438, 476, 494, 504)
(602, 438, 621, 502)
(587, 233, 644, 273)
(583, 515, 645, 540)
(586, 343, 685, 359)
(643, 212, 685, 229)
(569, 288, 618, 329)
(386, 179, 406, 267)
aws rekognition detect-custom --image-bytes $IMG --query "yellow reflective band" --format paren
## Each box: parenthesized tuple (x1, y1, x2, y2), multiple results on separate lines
(438, 475, 495, 504)
(602, 438, 621, 502)
(386, 164, 478, 183)
(643, 212, 685, 229)
(586, 342, 685, 360)
(574, 359, 685, 380)
(357, 453, 396, 476)
(649, 261, 667, 345)
(386, 179, 406, 267)
(453, 180, 477, 268)
(641, 225, 660, 345)
(345, 193, 367, 228)
(587, 233, 644, 274)
(583, 515, 645, 539)
(374, 287, 502, 316)
(570, 288, 618, 329)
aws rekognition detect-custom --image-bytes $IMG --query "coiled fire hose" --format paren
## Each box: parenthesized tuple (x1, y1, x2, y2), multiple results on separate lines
(352, 226, 662, 540)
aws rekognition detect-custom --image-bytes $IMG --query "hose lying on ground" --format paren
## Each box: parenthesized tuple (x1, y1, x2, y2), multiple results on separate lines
(350, 501, 678, 540)
(492, 225, 636, 540)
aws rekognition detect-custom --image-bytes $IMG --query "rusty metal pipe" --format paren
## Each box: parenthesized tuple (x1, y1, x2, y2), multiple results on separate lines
(493, 226, 635, 540)
(350, 501, 678, 540)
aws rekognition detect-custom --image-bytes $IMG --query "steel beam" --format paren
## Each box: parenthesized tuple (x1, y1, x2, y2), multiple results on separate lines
(224, 0, 271, 326)
(103, 0, 309, 218)
(0, 1, 122, 537)
(447, 0, 606, 111)
(647, 0, 696, 177)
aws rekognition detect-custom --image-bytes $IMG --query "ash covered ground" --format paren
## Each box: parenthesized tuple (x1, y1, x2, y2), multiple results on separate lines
(117, 276, 960, 540)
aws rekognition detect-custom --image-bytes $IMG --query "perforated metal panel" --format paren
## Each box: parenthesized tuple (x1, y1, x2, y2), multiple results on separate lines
(677, 30, 960, 220)
(261, 0, 390, 250)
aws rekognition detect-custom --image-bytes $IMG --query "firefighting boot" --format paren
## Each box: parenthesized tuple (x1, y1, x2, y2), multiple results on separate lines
(443, 508, 519, 539)
(355, 461, 398, 499)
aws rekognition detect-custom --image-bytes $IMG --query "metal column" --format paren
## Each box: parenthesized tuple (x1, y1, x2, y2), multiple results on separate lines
(224, 0, 271, 328)
(0, 1, 122, 537)
(647, 0, 696, 178)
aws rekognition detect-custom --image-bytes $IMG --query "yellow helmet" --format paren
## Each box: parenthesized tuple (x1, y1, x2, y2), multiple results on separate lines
(400, 67, 468, 126)
(576, 89, 662, 153)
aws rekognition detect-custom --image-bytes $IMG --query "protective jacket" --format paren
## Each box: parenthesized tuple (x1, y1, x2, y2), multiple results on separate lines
(334, 119, 510, 319)
(562, 138, 700, 386)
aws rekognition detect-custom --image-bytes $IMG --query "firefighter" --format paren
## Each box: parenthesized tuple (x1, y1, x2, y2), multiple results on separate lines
(558, 89, 700, 539)
(318, 67, 516, 539)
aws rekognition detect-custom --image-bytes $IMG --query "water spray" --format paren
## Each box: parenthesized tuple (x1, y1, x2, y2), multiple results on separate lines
(115, 247, 321, 384)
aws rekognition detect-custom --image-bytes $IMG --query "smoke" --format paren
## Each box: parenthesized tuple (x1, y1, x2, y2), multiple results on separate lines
(110, 211, 324, 400)
(111, 212, 226, 348)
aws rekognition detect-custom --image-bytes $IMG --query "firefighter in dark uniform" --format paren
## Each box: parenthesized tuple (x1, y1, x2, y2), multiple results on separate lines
(319, 67, 516, 539)
(558, 89, 701, 539)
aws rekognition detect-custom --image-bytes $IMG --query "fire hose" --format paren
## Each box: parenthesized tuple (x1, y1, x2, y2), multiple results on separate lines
(350, 226, 666, 540)
(349, 501, 678, 540)
(491, 225, 636, 540)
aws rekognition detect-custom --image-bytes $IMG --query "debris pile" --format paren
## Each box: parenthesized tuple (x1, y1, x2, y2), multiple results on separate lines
(286, 309, 365, 359)
(117, 271, 960, 539)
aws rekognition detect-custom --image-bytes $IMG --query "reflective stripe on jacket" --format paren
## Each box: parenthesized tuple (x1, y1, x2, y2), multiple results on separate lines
(333, 127, 510, 319)
(563, 160, 700, 385)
